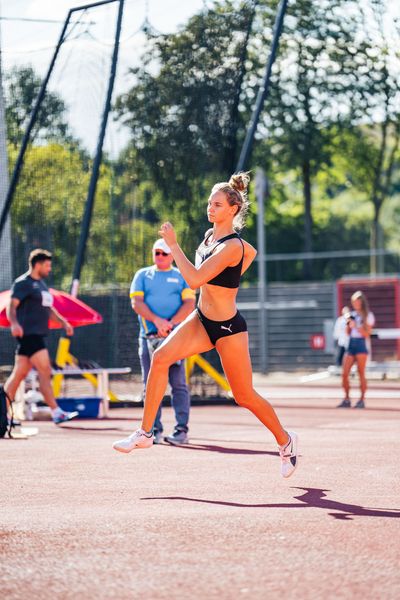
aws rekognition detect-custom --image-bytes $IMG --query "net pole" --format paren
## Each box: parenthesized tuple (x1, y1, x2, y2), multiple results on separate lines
(236, 0, 288, 172)
(71, 0, 125, 297)
(0, 10, 73, 241)
(255, 168, 268, 372)
(0, 27, 12, 288)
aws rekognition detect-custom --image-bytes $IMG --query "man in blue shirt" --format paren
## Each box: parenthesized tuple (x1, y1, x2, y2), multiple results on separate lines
(130, 238, 196, 444)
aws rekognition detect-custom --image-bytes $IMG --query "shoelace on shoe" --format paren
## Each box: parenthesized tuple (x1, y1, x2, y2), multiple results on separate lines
(129, 430, 142, 438)
(279, 437, 292, 459)
(132, 429, 152, 438)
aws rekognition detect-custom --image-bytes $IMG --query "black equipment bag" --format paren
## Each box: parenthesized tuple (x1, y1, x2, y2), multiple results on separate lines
(0, 385, 8, 438)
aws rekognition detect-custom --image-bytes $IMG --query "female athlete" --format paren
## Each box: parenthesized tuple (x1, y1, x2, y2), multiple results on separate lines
(113, 172, 299, 478)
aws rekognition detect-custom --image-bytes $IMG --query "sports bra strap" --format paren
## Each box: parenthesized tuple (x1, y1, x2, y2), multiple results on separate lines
(205, 232, 242, 248)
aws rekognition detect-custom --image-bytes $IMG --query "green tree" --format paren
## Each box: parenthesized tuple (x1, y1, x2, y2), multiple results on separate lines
(4, 65, 71, 147)
(254, 0, 370, 276)
(109, 0, 398, 284)
(114, 2, 259, 210)
(336, 0, 400, 273)
(108, 146, 215, 274)
(256, 0, 400, 277)
(8, 142, 113, 287)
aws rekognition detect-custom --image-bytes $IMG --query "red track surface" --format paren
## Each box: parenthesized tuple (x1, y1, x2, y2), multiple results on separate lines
(1, 379, 400, 599)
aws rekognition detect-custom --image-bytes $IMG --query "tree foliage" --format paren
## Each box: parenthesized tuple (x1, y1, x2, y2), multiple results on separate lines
(114, 0, 400, 274)
(2, 0, 399, 287)
(4, 65, 72, 148)
(333, 0, 400, 271)
(114, 1, 259, 199)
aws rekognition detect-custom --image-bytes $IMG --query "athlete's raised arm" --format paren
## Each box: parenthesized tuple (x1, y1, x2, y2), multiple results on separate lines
(159, 222, 242, 289)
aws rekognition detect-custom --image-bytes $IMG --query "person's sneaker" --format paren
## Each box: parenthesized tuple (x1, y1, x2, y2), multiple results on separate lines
(354, 399, 365, 409)
(153, 429, 163, 444)
(279, 431, 299, 478)
(52, 409, 79, 425)
(337, 399, 351, 408)
(164, 428, 189, 446)
(112, 428, 154, 453)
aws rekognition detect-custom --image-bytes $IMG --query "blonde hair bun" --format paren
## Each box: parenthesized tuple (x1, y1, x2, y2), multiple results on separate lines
(229, 172, 250, 193)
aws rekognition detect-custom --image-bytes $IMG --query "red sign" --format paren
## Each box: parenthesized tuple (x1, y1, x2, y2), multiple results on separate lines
(310, 334, 325, 350)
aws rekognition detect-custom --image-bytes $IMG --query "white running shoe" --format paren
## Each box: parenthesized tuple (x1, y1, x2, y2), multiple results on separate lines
(279, 431, 299, 478)
(112, 428, 154, 453)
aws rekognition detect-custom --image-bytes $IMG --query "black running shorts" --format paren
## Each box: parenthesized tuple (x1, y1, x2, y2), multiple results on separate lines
(16, 335, 47, 357)
(196, 307, 247, 346)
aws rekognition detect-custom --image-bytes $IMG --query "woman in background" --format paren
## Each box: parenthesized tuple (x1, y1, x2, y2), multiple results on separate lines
(338, 291, 375, 409)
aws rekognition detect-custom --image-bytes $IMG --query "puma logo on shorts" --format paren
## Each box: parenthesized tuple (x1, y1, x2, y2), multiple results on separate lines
(197, 308, 247, 345)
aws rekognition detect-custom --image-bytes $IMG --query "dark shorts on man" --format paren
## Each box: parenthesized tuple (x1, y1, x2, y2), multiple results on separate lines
(16, 335, 47, 357)
(196, 307, 247, 346)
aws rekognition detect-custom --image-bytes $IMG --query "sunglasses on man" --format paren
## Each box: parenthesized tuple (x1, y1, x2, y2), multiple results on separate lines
(155, 250, 169, 256)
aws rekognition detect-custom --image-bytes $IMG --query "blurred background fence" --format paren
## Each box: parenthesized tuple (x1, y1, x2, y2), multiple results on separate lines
(1, 276, 398, 374)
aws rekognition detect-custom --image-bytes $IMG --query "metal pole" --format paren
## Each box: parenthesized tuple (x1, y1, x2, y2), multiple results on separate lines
(71, 0, 120, 11)
(71, 0, 125, 296)
(0, 10, 73, 241)
(0, 0, 121, 243)
(255, 168, 268, 372)
(236, 0, 288, 172)
(0, 21, 13, 288)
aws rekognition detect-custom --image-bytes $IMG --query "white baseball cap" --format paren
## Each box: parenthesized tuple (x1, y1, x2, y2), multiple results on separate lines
(152, 238, 171, 254)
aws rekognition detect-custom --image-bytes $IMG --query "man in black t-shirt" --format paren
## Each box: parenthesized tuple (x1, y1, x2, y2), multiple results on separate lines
(3, 249, 78, 425)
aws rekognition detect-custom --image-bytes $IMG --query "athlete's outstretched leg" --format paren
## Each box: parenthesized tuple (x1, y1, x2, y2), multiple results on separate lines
(216, 333, 298, 478)
(216, 333, 287, 445)
(113, 311, 213, 452)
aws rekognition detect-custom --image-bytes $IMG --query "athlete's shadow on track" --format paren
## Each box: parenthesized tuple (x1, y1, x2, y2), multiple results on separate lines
(142, 487, 400, 521)
(165, 441, 278, 456)
(59, 425, 127, 433)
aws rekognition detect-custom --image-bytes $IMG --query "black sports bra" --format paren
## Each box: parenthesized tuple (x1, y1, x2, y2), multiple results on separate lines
(196, 231, 244, 288)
